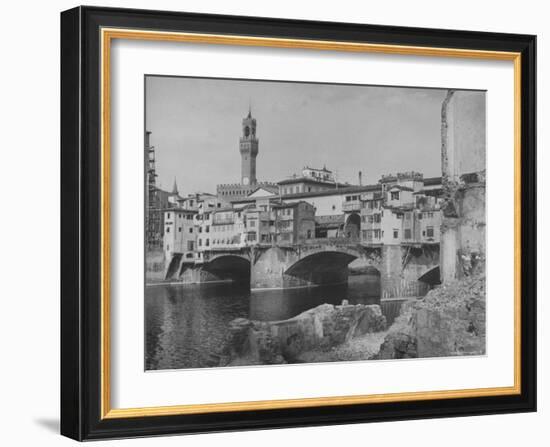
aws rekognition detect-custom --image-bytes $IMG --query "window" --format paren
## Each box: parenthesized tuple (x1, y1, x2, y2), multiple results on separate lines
(198, 239, 202, 247)
(166, 213, 171, 219)
(187, 241, 194, 251)
(393, 229, 399, 239)
(166, 227, 170, 233)
(205, 225, 210, 233)
(405, 212, 411, 220)
(178, 227, 182, 233)
(391, 191, 400, 200)
(189, 228, 193, 234)
(418, 213, 423, 220)
(332, 205, 336, 211)
(186, 253, 193, 259)
(404, 229, 412, 239)
(205, 239, 210, 247)
(249, 220, 256, 227)
(427, 226, 434, 238)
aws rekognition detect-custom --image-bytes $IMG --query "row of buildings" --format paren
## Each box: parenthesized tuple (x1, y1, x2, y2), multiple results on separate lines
(162, 167, 443, 264)
(147, 109, 444, 266)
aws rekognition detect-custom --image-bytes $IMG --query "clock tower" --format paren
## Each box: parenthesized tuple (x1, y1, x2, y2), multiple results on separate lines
(239, 107, 259, 185)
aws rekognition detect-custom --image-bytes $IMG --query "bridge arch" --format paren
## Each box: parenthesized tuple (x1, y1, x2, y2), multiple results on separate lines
(284, 250, 358, 287)
(417, 265, 441, 287)
(203, 254, 251, 285)
(344, 213, 361, 239)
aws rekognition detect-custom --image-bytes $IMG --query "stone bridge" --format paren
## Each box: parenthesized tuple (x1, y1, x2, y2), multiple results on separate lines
(170, 239, 440, 300)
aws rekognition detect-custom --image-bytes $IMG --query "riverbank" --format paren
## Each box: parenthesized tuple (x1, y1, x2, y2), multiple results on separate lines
(223, 273, 486, 366)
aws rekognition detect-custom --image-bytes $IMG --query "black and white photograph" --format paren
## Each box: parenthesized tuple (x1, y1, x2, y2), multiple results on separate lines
(144, 76, 487, 371)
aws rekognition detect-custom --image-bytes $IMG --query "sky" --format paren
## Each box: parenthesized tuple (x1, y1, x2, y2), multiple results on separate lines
(145, 76, 451, 195)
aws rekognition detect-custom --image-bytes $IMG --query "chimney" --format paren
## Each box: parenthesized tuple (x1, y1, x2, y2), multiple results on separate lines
(358, 171, 363, 186)
(145, 130, 151, 148)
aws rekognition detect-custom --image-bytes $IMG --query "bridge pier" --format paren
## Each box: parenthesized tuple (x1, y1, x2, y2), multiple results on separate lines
(380, 245, 438, 300)
(178, 265, 225, 284)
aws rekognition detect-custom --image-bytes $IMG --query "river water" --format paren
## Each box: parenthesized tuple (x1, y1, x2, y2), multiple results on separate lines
(145, 274, 402, 370)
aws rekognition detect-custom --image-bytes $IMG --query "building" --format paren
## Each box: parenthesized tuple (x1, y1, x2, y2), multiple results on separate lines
(278, 166, 347, 196)
(239, 107, 259, 185)
(217, 108, 278, 202)
(163, 208, 197, 261)
(210, 208, 247, 249)
(195, 210, 212, 260)
(302, 165, 335, 182)
(217, 182, 278, 203)
(273, 201, 316, 244)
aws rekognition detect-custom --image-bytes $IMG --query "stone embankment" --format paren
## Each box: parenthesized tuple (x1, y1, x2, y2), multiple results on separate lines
(376, 274, 486, 359)
(223, 302, 387, 365)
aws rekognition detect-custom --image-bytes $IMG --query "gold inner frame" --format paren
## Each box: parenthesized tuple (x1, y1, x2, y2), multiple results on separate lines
(100, 27, 522, 419)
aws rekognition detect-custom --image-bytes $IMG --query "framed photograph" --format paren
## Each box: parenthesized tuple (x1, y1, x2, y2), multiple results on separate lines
(61, 6, 536, 441)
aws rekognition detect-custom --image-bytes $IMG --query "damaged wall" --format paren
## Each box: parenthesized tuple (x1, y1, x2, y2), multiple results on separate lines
(440, 90, 487, 281)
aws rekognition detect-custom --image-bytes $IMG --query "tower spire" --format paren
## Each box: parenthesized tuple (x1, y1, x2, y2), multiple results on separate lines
(248, 100, 252, 118)
(172, 177, 178, 195)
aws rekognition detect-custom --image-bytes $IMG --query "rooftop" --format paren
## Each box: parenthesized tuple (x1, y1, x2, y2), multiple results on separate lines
(231, 184, 382, 205)
(388, 185, 415, 192)
(277, 176, 345, 186)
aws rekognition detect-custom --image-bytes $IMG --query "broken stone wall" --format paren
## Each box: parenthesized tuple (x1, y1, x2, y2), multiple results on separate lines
(440, 90, 487, 281)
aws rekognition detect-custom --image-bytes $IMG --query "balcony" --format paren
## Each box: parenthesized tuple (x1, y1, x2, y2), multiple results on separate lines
(213, 218, 234, 225)
(342, 201, 361, 212)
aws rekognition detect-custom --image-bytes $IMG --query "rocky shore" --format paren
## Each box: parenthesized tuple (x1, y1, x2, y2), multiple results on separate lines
(376, 274, 486, 359)
(221, 302, 387, 366)
(221, 273, 486, 366)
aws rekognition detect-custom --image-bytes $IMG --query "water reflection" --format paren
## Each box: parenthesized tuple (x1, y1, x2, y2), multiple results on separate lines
(249, 275, 380, 321)
(146, 273, 390, 370)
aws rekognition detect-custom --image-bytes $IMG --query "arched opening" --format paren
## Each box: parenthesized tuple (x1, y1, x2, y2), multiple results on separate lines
(203, 255, 251, 285)
(344, 213, 361, 240)
(418, 265, 441, 288)
(285, 250, 357, 287)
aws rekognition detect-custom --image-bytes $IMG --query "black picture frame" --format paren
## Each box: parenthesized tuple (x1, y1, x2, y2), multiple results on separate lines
(61, 5, 536, 441)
